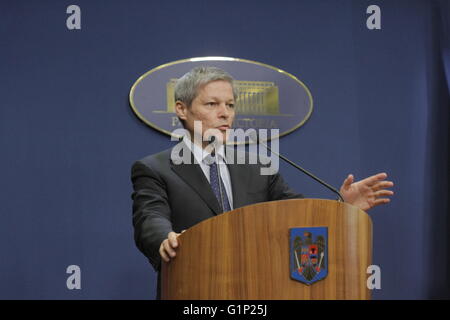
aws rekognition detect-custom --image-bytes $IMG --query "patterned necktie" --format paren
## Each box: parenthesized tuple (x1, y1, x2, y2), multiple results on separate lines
(208, 157, 231, 213)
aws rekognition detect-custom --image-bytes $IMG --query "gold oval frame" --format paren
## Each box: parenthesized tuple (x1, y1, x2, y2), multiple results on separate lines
(129, 56, 314, 141)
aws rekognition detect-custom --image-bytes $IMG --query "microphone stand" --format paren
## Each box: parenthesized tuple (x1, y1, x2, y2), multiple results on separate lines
(256, 138, 344, 202)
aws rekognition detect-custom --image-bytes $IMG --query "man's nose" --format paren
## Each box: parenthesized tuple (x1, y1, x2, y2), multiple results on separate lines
(218, 103, 232, 118)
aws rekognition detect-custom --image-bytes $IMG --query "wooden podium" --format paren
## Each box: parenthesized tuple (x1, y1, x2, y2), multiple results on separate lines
(161, 199, 372, 300)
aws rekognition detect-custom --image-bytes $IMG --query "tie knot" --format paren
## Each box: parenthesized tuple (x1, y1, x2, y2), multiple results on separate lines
(204, 153, 217, 166)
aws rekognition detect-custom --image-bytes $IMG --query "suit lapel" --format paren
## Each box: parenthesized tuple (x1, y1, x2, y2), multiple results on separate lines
(227, 163, 248, 209)
(225, 146, 249, 209)
(170, 146, 221, 215)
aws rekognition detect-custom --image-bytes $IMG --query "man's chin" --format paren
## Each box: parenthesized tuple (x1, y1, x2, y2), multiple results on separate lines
(219, 131, 229, 143)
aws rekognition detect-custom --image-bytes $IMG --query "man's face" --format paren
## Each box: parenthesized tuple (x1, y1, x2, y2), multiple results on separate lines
(176, 80, 236, 146)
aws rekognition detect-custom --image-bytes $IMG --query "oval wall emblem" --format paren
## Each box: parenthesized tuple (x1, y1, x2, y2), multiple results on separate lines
(129, 57, 313, 141)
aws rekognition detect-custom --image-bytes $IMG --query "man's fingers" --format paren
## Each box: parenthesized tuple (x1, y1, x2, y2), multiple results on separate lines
(168, 232, 179, 248)
(163, 239, 177, 258)
(342, 174, 354, 189)
(159, 231, 186, 262)
(374, 190, 394, 197)
(367, 173, 388, 185)
(160, 231, 184, 262)
(372, 198, 391, 207)
(159, 244, 170, 262)
(372, 181, 394, 191)
(359, 172, 388, 187)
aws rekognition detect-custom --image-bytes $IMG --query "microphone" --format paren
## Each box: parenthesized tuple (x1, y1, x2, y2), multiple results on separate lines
(250, 133, 344, 202)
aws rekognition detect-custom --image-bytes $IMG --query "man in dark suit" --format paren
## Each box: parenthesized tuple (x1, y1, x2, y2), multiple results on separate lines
(131, 66, 394, 297)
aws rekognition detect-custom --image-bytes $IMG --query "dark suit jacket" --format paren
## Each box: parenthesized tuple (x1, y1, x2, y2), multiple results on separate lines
(131, 143, 303, 273)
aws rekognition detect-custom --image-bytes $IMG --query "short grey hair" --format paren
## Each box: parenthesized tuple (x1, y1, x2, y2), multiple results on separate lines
(174, 66, 238, 106)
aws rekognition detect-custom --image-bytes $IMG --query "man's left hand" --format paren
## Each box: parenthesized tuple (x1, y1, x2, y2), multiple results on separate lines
(340, 172, 394, 211)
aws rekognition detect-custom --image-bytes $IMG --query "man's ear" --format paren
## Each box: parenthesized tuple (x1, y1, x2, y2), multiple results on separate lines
(175, 101, 188, 121)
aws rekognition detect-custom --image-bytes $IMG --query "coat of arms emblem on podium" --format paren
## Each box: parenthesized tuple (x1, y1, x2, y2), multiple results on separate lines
(290, 227, 328, 285)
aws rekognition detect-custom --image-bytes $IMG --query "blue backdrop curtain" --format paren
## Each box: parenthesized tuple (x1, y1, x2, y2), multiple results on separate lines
(425, 0, 450, 299)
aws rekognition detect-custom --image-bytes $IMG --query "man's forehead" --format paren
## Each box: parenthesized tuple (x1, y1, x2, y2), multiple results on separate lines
(199, 80, 232, 90)
(196, 83, 235, 99)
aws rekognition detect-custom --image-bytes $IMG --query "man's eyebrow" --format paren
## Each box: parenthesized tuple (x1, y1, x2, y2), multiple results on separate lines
(203, 96, 234, 101)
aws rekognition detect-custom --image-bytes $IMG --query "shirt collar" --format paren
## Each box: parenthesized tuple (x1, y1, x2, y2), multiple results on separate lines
(182, 136, 227, 164)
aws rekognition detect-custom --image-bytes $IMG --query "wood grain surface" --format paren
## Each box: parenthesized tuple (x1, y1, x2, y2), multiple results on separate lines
(161, 199, 372, 300)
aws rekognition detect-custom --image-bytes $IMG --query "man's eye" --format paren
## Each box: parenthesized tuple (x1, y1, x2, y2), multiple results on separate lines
(206, 102, 216, 106)
(228, 103, 235, 108)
